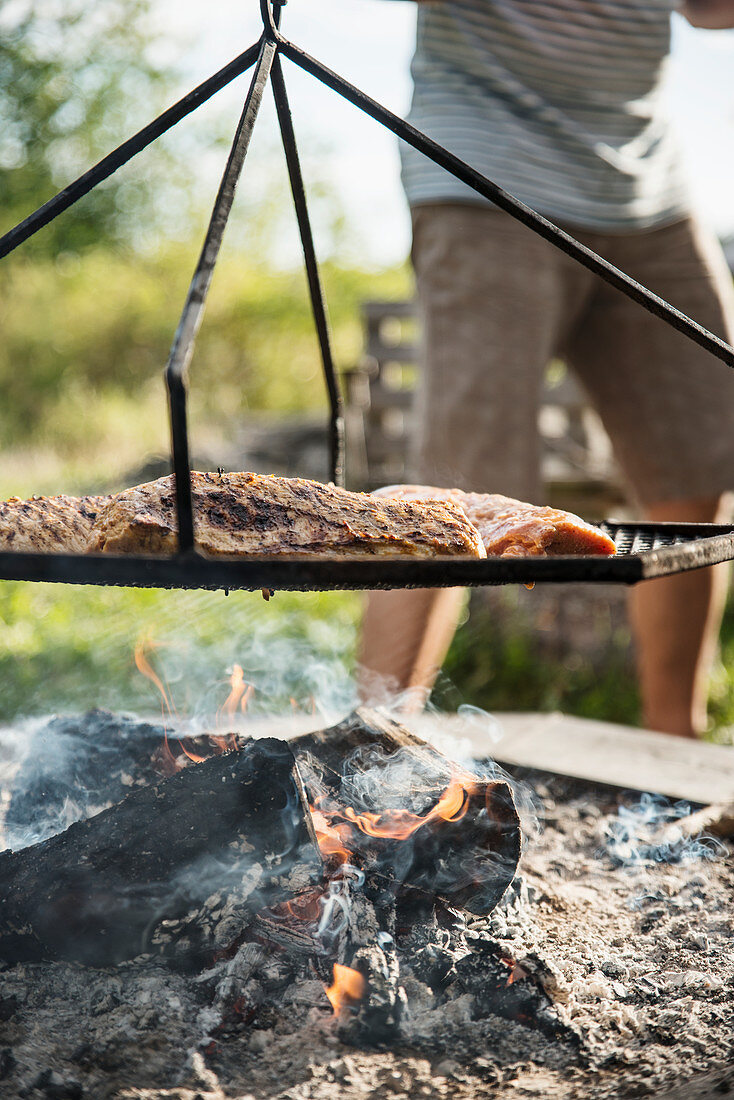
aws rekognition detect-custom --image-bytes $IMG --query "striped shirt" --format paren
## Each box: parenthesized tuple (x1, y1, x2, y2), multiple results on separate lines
(400, 0, 692, 229)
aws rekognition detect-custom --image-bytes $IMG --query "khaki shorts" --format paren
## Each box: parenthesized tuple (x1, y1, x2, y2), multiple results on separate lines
(410, 204, 734, 507)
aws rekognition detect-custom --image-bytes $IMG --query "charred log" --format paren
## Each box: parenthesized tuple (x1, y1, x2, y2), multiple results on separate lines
(449, 942, 580, 1045)
(292, 708, 521, 915)
(2, 708, 253, 850)
(339, 936, 407, 1047)
(0, 739, 321, 966)
(3, 709, 168, 850)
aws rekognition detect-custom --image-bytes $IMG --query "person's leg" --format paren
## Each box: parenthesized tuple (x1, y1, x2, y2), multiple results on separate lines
(358, 586, 467, 712)
(358, 204, 592, 707)
(630, 496, 731, 738)
(567, 216, 734, 736)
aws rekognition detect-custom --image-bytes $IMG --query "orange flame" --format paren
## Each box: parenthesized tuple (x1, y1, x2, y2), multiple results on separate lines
(340, 773, 474, 840)
(309, 807, 355, 868)
(218, 664, 253, 721)
(310, 770, 476, 864)
(212, 664, 253, 752)
(134, 645, 258, 763)
(325, 964, 366, 1015)
(134, 637, 175, 720)
(134, 637, 187, 767)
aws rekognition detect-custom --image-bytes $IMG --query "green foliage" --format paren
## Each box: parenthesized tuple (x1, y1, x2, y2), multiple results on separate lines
(436, 588, 641, 726)
(2, 574, 731, 740)
(707, 598, 734, 739)
(438, 586, 734, 741)
(0, 245, 410, 470)
(0, 581, 360, 724)
(0, 0, 176, 255)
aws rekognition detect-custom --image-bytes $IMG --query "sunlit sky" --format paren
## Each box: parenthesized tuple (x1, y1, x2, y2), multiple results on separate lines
(153, 0, 734, 267)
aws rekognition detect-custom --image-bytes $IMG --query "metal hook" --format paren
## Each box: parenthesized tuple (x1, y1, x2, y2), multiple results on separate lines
(260, 0, 284, 40)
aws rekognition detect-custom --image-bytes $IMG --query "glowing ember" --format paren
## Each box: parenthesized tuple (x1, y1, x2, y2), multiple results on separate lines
(325, 963, 366, 1015)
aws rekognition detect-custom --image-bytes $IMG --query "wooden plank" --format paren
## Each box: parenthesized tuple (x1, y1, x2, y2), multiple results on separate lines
(155, 710, 734, 807)
(412, 712, 734, 805)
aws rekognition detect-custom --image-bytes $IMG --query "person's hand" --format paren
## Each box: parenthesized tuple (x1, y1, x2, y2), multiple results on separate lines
(681, 0, 734, 28)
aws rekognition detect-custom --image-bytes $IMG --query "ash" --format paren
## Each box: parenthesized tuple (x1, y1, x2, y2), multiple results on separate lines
(1, 715, 733, 1100)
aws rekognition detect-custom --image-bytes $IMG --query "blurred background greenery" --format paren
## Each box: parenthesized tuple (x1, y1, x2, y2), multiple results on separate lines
(1, 0, 732, 739)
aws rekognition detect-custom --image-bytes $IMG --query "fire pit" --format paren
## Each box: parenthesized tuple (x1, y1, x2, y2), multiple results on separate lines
(0, 705, 732, 1099)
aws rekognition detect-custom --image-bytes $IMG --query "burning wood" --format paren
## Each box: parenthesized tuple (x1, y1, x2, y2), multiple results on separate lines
(1, 708, 730, 1098)
(326, 963, 366, 1015)
(0, 738, 320, 966)
(292, 708, 522, 914)
(0, 706, 526, 1056)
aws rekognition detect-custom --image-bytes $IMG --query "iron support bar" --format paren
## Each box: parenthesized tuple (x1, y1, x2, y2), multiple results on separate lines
(278, 38, 734, 373)
(165, 35, 278, 551)
(260, 0, 283, 41)
(271, 53, 345, 486)
(0, 44, 260, 261)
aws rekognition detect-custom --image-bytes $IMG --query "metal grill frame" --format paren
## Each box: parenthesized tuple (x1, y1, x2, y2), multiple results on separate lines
(0, 524, 733, 592)
(1, 0, 734, 592)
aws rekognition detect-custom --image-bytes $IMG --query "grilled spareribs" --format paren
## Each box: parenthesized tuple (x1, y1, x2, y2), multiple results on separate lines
(374, 485, 617, 557)
(0, 474, 615, 559)
(89, 472, 487, 558)
(0, 494, 107, 554)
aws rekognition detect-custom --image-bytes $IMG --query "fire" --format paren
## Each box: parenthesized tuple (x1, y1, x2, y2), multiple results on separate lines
(309, 806, 355, 867)
(212, 663, 253, 752)
(341, 772, 474, 840)
(134, 637, 188, 767)
(325, 963, 366, 1015)
(217, 664, 253, 722)
(134, 637, 175, 721)
(310, 769, 476, 863)
(133, 642, 252, 764)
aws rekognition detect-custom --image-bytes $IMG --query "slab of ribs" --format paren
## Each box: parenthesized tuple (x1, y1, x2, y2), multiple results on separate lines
(0, 472, 616, 559)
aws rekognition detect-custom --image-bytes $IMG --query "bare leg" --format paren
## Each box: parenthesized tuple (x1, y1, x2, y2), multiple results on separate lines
(629, 495, 730, 739)
(357, 587, 465, 713)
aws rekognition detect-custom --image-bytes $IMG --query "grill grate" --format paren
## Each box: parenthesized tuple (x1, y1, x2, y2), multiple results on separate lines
(0, 522, 732, 592)
(1, 0, 734, 591)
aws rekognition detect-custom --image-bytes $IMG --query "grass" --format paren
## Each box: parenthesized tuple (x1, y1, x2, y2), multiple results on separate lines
(438, 585, 734, 742)
(0, 249, 412, 500)
(0, 582, 361, 726)
(2, 576, 733, 743)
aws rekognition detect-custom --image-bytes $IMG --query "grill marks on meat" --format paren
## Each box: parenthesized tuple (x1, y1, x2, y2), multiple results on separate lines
(374, 485, 617, 558)
(0, 475, 614, 559)
(88, 472, 487, 559)
(0, 494, 107, 554)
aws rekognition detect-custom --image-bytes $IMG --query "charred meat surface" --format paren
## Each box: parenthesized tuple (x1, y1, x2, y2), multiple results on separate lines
(90, 472, 486, 558)
(374, 484, 617, 557)
(0, 493, 107, 554)
(0, 474, 614, 559)
(0, 472, 485, 559)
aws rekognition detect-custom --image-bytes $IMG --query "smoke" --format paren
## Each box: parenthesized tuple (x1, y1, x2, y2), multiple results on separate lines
(317, 865, 364, 944)
(134, 630, 357, 734)
(603, 793, 726, 868)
